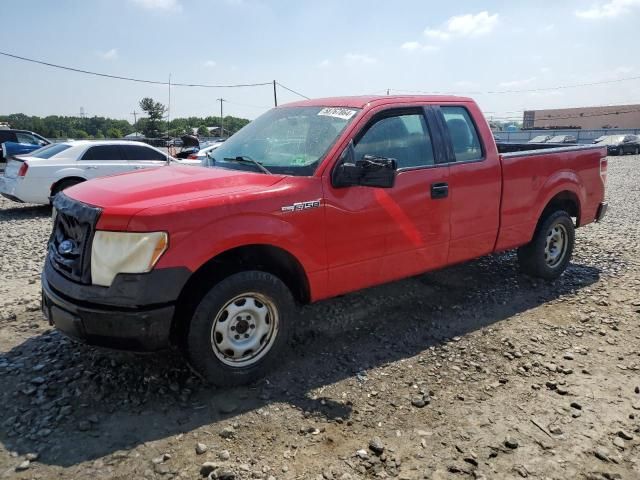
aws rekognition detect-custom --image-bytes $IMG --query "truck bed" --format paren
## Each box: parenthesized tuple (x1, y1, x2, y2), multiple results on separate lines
(495, 143, 606, 252)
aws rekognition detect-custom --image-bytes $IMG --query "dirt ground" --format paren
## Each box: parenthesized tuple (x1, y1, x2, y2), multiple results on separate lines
(0, 155, 639, 480)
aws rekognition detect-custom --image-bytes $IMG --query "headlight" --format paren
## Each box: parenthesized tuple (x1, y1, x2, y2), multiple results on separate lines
(90, 231, 168, 287)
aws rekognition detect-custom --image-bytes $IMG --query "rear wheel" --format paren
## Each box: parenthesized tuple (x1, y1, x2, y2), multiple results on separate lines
(185, 271, 295, 386)
(517, 210, 575, 280)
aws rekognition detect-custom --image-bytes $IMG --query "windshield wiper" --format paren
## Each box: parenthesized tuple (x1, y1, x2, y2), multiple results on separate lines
(223, 155, 272, 175)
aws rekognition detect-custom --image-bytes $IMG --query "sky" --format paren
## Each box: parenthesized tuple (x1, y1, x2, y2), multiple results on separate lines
(1, 0, 639, 123)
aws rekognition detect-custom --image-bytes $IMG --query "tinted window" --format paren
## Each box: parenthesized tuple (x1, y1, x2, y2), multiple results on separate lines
(0, 131, 16, 143)
(441, 107, 483, 162)
(122, 145, 166, 161)
(354, 113, 435, 168)
(82, 145, 124, 161)
(15, 132, 39, 145)
(31, 143, 72, 159)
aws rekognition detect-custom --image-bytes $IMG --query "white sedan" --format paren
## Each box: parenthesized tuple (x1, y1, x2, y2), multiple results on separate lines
(182, 140, 225, 164)
(0, 140, 179, 205)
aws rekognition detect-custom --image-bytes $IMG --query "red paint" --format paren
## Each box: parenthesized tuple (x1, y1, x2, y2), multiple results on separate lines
(66, 96, 607, 303)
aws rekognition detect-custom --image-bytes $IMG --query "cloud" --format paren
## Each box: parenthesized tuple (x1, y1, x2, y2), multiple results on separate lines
(540, 67, 551, 74)
(317, 59, 331, 68)
(576, 0, 640, 19)
(99, 48, 118, 60)
(344, 53, 377, 65)
(131, 0, 182, 12)
(499, 77, 536, 88)
(425, 11, 499, 40)
(202, 60, 217, 67)
(401, 41, 439, 52)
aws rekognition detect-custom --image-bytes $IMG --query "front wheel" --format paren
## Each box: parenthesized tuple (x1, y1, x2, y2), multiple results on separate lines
(517, 210, 575, 280)
(185, 271, 295, 386)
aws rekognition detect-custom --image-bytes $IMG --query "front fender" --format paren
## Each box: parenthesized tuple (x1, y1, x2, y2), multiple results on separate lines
(158, 212, 325, 275)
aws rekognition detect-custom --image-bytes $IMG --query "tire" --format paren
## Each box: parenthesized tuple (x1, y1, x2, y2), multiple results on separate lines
(635, 147, 639, 155)
(185, 271, 295, 386)
(517, 210, 575, 280)
(51, 178, 84, 198)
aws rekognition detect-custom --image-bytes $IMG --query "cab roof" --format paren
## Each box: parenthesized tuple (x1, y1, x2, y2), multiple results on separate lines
(282, 95, 474, 109)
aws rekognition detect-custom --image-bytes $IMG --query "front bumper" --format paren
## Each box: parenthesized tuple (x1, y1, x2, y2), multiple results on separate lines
(596, 202, 608, 222)
(41, 259, 191, 351)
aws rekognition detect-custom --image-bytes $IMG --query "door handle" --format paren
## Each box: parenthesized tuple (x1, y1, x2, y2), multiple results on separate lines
(133, 166, 144, 169)
(431, 182, 449, 199)
(84, 166, 98, 170)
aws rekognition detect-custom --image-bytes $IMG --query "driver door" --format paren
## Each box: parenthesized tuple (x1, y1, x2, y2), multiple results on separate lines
(323, 107, 451, 297)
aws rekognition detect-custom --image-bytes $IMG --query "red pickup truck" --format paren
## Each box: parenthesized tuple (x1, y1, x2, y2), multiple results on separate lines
(42, 95, 608, 385)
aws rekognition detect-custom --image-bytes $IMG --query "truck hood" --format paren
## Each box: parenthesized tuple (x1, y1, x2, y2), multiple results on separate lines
(66, 165, 285, 213)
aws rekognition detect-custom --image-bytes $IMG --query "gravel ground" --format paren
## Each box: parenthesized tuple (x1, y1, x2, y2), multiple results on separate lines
(0, 155, 639, 479)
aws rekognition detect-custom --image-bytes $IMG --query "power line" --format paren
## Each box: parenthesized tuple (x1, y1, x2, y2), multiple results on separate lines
(276, 82, 310, 99)
(0, 50, 272, 88)
(385, 74, 640, 96)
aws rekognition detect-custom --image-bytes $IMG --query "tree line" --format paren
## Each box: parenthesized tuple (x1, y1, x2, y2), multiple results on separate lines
(0, 97, 251, 140)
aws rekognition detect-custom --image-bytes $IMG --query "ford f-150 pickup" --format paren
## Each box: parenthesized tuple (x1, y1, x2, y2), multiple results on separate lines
(41, 95, 608, 386)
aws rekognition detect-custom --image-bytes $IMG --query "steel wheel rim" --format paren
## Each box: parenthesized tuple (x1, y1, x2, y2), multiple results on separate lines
(210, 292, 279, 367)
(544, 223, 568, 268)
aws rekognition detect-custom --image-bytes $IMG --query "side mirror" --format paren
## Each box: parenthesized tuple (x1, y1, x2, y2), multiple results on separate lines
(332, 141, 397, 188)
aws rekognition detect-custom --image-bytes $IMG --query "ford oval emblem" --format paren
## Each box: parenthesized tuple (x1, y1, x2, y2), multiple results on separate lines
(58, 239, 76, 256)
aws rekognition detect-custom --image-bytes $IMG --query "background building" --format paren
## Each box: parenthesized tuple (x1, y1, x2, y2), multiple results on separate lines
(523, 104, 640, 129)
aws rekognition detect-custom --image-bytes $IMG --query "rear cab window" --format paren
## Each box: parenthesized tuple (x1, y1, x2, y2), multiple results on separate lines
(441, 106, 483, 162)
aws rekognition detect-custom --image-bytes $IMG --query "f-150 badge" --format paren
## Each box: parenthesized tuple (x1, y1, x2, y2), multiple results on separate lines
(281, 199, 321, 213)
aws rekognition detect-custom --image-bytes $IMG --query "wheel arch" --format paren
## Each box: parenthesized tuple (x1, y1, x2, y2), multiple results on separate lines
(539, 190, 581, 226)
(50, 176, 86, 196)
(170, 243, 310, 345)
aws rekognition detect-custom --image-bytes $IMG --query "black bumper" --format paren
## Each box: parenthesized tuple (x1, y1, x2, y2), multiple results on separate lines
(596, 202, 608, 222)
(41, 259, 191, 351)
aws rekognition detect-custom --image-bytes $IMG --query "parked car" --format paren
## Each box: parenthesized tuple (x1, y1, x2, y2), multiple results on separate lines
(528, 135, 553, 143)
(186, 140, 225, 164)
(0, 140, 174, 204)
(42, 95, 607, 386)
(0, 129, 50, 170)
(595, 134, 640, 155)
(546, 135, 577, 144)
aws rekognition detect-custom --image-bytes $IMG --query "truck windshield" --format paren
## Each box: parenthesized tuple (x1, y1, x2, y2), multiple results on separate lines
(207, 106, 360, 175)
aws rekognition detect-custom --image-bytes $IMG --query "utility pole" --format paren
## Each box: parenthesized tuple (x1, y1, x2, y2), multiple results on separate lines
(130, 110, 138, 128)
(273, 80, 278, 107)
(167, 74, 171, 138)
(217, 98, 225, 138)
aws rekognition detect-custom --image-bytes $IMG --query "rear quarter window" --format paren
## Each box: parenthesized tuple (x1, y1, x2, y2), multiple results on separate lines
(122, 145, 167, 161)
(82, 145, 124, 161)
(441, 106, 483, 162)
